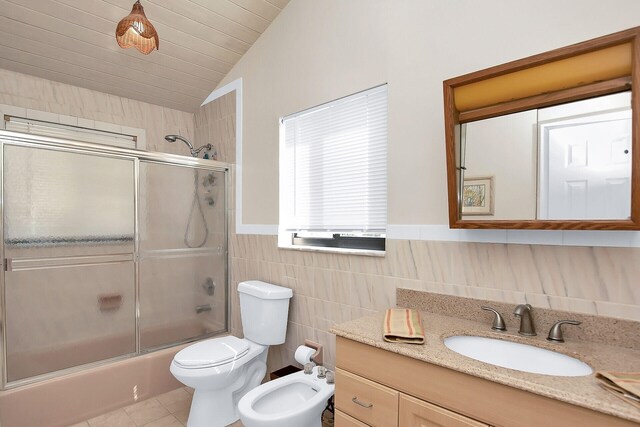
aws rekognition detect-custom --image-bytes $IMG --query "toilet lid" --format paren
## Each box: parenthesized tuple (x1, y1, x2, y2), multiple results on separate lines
(174, 336, 250, 369)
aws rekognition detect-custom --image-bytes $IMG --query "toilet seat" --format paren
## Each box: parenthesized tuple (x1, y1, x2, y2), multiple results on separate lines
(173, 336, 250, 369)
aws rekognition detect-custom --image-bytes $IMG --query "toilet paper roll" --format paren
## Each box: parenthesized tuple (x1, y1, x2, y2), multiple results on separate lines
(294, 345, 316, 365)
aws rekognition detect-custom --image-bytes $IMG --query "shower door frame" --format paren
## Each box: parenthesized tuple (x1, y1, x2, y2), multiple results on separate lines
(0, 130, 230, 390)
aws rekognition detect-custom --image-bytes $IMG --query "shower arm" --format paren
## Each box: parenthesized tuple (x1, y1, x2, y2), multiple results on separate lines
(165, 134, 214, 158)
(190, 144, 212, 158)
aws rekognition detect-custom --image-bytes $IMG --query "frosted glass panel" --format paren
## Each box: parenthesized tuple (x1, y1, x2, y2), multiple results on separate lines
(3, 145, 134, 258)
(1, 138, 228, 387)
(5, 262, 136, 382)
(139, 162, 225, 251)
(139, 254, 227, 350)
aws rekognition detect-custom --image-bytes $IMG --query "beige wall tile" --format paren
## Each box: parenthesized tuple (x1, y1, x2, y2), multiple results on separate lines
(230, 234, 640, 369)
(0, 69, 194, 156)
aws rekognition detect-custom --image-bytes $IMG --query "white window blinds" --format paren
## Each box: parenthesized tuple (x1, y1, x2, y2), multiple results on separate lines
(280, 85, 387, 233)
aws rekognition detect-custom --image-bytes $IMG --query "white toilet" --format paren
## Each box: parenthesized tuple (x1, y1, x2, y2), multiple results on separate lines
(238, 365, 335, 427)
(170, 280, 293, 427)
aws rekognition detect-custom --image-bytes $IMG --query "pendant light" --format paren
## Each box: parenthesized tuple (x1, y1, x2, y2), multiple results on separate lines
(115, 0, 159, 55)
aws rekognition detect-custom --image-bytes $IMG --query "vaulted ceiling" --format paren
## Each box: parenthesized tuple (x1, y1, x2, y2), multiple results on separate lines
(0, 0, 289, 112)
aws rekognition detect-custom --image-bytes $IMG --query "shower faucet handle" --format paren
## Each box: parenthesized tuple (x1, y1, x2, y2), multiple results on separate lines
(202, 173, 216, 187)
(202, 278, 215, 296)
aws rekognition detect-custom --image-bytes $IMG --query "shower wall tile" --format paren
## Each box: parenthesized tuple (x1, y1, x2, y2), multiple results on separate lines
(194, 91, 236, 163)
(0, 69, 195, 156)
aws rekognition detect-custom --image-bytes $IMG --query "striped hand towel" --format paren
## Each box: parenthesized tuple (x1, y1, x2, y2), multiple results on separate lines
(596, 371, 640, 409)
(383, 308, 425, 344)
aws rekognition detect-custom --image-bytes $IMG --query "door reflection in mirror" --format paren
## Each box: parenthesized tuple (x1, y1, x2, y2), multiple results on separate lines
(460, 91, 631, 221)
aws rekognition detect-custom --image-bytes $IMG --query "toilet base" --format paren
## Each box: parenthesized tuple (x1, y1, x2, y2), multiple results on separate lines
(187, 389, 237, 427)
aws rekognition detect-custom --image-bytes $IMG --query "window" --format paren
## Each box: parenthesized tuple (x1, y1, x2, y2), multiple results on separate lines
(3, 114, 139, 149)
(279, 85, 387, 253)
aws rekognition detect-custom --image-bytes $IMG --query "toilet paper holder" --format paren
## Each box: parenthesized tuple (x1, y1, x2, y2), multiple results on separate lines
(304, 339, 324, 366)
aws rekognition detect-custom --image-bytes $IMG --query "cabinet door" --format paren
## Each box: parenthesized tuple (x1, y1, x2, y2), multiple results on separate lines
(399, 394, 489, 427)
(335, 410, 371, 427)
(335, 368, 398, 427)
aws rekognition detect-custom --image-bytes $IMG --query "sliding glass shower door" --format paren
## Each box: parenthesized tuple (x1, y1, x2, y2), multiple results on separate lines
(3, 144, 136, 382)
(138, 161, 227, 350)
(0, 134, 229, 388)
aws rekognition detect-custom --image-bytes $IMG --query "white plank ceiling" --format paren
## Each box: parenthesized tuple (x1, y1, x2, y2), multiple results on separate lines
(0, 0, 289, 112)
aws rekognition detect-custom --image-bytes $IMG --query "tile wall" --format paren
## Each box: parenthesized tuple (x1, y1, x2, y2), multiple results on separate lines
(230, 236, 640, 372)
(0, 69, 194, 156)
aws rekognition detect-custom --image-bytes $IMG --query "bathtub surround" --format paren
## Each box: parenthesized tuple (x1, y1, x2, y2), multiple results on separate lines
(195, 91, 236, 165)
(0, 71, 231, 426)
(0, 68, 195, 157)
(0, 344, 186, 427)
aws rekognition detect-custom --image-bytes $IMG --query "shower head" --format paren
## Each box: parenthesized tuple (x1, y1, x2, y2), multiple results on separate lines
(164, 134, 214, 158)
(164, 134, 194, 151)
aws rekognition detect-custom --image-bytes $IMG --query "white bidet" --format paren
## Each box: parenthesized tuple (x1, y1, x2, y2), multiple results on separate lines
(238, 366, 335, 427)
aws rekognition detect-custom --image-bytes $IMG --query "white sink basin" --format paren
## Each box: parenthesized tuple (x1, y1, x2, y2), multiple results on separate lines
(444, 335, 593, 377)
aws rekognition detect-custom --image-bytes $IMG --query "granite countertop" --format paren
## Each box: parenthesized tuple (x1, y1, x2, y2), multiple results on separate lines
(330, 309, 640, 423)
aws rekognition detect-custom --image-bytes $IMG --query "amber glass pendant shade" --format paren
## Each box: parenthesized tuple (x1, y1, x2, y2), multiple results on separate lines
(115, 0, 159, 55)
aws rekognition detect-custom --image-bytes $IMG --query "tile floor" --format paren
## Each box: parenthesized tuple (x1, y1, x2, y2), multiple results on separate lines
(68, 386, 244, 427)
(69, 387, 333, 427)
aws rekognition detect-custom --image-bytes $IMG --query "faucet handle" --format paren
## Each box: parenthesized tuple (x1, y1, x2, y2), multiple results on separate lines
(547, 320, 581, 343)
(481, 306, 507, 331)
(317, 366, 327, 379)
(325, 370, 335, 384)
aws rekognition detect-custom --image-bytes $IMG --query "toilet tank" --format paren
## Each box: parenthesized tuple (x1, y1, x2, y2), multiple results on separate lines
(238, 280, 293, 345)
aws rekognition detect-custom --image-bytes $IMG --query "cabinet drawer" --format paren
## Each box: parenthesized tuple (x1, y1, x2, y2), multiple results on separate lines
(335, 410, 371, 427)
(399, 394, 489, 427)
(335, 368, 398, 427)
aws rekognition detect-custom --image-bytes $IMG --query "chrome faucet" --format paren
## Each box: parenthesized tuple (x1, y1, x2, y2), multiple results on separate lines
(513, 304, 536, 336)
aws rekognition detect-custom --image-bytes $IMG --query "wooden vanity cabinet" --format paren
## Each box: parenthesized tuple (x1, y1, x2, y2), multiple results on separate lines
(335, 367, 487, 427)
(335, 369, 399, 427)
(335, 336, 637, 427)
(399, 394, 489, 427)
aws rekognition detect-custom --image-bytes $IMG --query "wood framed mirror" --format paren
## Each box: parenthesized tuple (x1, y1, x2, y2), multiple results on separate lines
(444, 27, 640, 230)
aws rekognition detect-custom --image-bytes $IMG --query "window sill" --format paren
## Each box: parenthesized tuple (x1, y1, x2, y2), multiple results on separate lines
(277, 242, 385, 257)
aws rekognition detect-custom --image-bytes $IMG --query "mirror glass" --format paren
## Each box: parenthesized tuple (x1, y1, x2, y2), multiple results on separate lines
(445, 27, 640, 230)
(460, 91, 632, 221)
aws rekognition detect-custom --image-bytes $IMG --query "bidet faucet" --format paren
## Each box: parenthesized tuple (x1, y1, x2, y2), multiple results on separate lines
(513, 304, 536, 336)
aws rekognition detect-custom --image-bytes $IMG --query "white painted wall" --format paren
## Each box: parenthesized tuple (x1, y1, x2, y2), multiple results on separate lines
(216, 0, 640, 226)
(463, 110, 538, 220)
